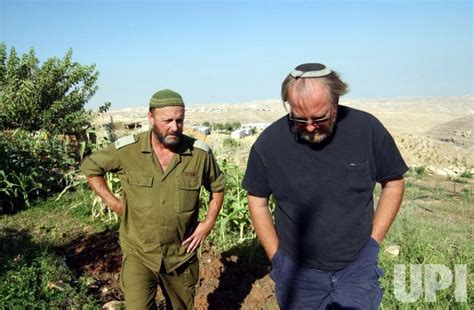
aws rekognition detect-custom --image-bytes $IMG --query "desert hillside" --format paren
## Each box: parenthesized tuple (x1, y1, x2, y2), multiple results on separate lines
(101, 96, 473, 175)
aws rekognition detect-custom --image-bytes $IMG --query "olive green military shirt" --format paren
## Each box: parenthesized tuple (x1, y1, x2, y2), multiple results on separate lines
(81, 130, 226, 272)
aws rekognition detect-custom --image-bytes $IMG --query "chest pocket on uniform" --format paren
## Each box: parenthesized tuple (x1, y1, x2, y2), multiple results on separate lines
(127, 171, 154, 208)
(345, 162, 371, 193)
(177, 175, 202, 212)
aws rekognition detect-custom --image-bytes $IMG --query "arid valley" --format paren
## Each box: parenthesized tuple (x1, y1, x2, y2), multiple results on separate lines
(105, 95, 474, 175)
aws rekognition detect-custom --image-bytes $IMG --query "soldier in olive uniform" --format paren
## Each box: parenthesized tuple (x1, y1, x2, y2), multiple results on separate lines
(81, 89, 226, 309)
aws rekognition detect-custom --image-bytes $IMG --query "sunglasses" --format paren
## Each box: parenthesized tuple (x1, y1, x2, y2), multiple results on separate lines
(288, 114, 332, 126)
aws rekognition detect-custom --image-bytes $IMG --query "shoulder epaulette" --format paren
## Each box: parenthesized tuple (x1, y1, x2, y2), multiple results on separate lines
(193, 140, 211, 154)
(114, 134, 137, 149)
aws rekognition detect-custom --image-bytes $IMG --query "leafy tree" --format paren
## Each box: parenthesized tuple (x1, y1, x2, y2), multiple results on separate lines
(231, 122, 241, 129)
(202, 121, 210, 127)
(213, 122, 224, 131)
(224, 122, 233, 132)
(0, 43, 109, 134)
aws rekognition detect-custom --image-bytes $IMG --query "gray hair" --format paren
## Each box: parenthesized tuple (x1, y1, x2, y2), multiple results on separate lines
(281, 68, 349, 107)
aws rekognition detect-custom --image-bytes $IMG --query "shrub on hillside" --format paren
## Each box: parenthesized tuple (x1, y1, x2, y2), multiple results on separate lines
(0, 130, 83, 212)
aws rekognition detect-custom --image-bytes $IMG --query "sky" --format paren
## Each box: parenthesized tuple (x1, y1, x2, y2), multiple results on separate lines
(1, 0, 472, 109)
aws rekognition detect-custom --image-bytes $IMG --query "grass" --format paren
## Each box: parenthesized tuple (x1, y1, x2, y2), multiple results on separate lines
(0, 171, 472, 308)
(378, 173, 473, 309)
(0, 190, 118, 308)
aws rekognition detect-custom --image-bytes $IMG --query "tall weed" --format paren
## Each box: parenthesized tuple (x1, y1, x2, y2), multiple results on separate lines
(200, 160, 275, 250)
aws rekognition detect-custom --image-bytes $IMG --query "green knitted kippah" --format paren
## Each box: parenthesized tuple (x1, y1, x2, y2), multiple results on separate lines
(149, 89, 185, 108)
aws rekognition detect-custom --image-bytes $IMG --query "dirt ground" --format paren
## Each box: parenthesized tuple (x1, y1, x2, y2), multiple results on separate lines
(61, 230, 277, 309)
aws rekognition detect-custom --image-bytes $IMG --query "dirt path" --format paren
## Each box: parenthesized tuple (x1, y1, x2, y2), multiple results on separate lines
(62, 230, 277, 309)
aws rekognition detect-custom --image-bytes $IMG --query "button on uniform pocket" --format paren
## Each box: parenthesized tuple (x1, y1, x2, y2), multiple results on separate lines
(177, 175, 202, 212)
(345, 162, 371, 193)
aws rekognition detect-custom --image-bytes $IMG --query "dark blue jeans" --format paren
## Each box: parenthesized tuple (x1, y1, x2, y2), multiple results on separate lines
(270, 238, 384, 310)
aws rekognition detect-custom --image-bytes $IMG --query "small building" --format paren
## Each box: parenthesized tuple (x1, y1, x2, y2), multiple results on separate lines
(190, 125, 211, 135)
(242, 122, 270, 130)
(231, 129, 245, 139)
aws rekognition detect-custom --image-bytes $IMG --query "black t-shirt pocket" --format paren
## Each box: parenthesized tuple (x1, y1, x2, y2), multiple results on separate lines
(345, 162, 371, 193)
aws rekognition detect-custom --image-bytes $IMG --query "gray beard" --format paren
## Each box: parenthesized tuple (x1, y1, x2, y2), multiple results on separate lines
(153, 129, 180, 147)
(299, 131, 330, 143)
(297, 121, 335, 144)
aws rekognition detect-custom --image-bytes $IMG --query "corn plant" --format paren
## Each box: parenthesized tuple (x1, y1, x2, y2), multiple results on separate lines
(90, 172, 121, 223)
(0, 170, 44, 209)
(0, 129, 81, 212)
(199, 160, 260, 248)
(220, 162, 250, 242)
(55, 170, 87, 201)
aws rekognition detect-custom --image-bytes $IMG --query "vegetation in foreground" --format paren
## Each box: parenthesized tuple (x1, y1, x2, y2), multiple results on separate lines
(0, 168, 472, 308)
(0, 190, 115, 308)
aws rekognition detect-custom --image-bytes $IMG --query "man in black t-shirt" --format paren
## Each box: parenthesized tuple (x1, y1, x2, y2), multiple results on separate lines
(242, 63, 408, 309)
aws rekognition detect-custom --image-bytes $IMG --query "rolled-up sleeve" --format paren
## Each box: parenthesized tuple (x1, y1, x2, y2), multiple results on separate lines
(80, 143, 122, 177)
(203, 152, 226, 193)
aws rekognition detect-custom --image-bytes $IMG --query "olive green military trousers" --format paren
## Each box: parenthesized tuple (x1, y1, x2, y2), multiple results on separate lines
(120, 254, 199, 309)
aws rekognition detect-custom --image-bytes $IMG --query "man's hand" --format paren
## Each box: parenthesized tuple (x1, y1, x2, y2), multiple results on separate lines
(182, 191, 224, 253)
(182, 220, 215, 253)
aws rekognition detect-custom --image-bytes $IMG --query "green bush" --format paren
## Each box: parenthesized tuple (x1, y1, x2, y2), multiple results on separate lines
(459, 170, 473, 179)
(0, 43, 110, 135)
(0, 129, 83, 212)
(413, 166, 427, 175)
(210, 122, 241, 133)
(223, 137, 240, 148)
